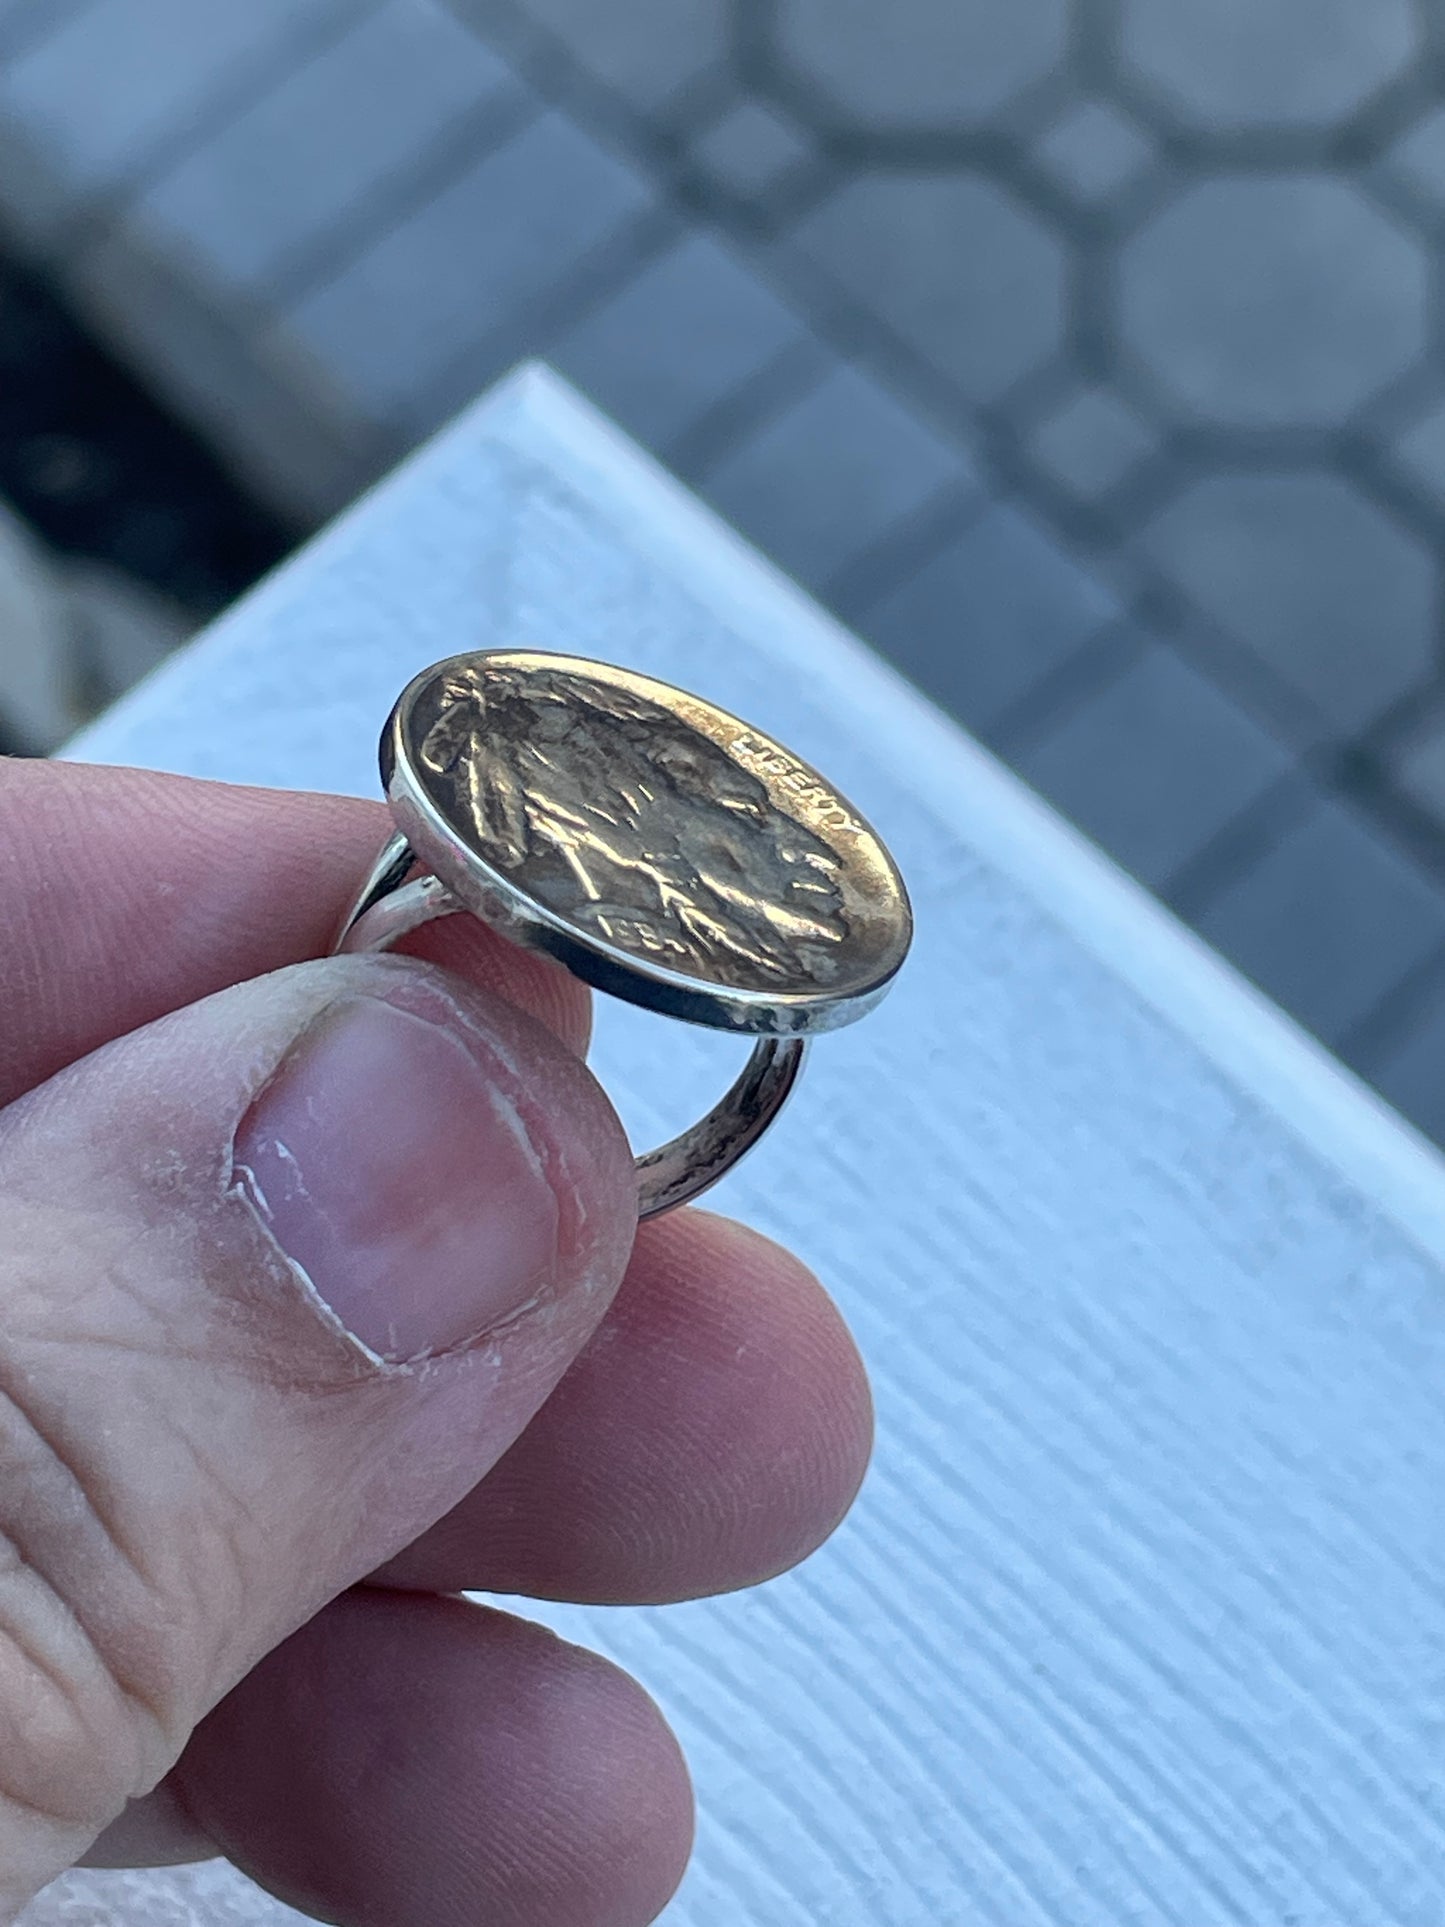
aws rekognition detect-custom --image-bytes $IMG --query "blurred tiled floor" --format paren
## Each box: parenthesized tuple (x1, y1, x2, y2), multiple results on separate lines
(4, 0, 1445, 1142)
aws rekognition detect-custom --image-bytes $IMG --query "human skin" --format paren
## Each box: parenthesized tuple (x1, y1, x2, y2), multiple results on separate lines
(0, 760, 873, 1926)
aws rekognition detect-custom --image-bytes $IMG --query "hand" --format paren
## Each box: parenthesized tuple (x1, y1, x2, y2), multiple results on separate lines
(0, 761, 872, 1926)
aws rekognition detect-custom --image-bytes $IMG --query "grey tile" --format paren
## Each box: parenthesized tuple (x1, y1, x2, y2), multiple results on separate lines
(1033, 99, 1155, 205)
(1027, 385, 1160, 501)
(1392, 713, 1445, 829)
(122, 0, 528, 300)
(1144, 473, 1435, 736)
(0, 0, 355, 201)
(689, 98, 815, 204)
(276, 110, 655, 426)
(503, 0, 728, 113)
(1383, 106, 1445, 211)
(774, 0, 1070, 129)
(1195, 796, 1445, 1044)
(1119, 177, 1427, 429)
(789, 174, 1068, 403)
(697, 361, 974, 589)
(1014, 643, 1291, 887)
(438, 0, 552, 67)
(1119, 0, 1419, 130)
(1390, 399, 1445, 509)
(1364, 977, 1445, 1146)
(547, 233, 811, 449)
(857, 503, 1120, 735)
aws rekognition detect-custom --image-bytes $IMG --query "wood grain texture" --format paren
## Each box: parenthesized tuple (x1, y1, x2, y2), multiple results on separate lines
(42, 367, 1445, 1926)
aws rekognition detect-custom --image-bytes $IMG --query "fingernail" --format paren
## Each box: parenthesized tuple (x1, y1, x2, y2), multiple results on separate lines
(235, 993, 561, 1362)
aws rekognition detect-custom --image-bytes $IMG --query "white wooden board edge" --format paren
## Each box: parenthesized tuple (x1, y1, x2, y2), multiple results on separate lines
(209, 359, 1445, 1264)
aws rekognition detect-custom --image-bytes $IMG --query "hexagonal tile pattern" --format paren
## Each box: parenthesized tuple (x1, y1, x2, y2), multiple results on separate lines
(119, 0, 526, 300)
(1383, 105, 1445, 211)
(1366, 975, 1445, 1144)
(1120, 178, 1427, 428)
(546, 233, 811, 449)
(689, 97, 815, 204)
(774, 0, 1071, 131)
(1390, 397, 1445, 508)
(502, 0, 729, 114)
(1119, 0, 1419, 131)
(0, 0, 354, 206)
(278, 111, 655, 427)
(1145, 473, 1436, 736)
(1393, 711, 1445, 831)
(1015, 643, 1291, 887)
(1195, 794, 1445, 1044)
(1034, 99, 1156, 205)
(8, 0, 1445, 1143)
(697, 359, 976, 588)
(858, 504, 1120, 735)
(1028, 385, 1160, 500)
(789, 174, 1068, 403)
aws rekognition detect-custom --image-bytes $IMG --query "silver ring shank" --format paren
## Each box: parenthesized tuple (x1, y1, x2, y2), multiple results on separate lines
(333, 834, 807, 1221)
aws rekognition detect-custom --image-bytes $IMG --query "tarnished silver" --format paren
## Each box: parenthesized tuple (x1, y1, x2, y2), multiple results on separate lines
(335, 650, 912, 1218)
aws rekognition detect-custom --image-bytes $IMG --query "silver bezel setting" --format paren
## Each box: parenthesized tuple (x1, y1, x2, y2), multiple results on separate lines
(381, 651, 911, 1037)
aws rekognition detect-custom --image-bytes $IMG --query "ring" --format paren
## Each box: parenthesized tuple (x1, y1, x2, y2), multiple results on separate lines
(333, 650, 913, 1219)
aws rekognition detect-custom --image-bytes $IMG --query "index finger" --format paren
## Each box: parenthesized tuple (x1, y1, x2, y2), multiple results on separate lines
(0, 758, 591, 1108)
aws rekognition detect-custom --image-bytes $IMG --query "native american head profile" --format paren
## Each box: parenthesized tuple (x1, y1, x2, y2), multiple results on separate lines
(415, 662, 850, 989)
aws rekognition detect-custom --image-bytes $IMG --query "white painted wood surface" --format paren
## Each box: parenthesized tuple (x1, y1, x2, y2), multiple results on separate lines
(36, 367, 1445, 1925)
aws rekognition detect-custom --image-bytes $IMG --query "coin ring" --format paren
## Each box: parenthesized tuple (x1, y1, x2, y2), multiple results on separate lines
(333, 649, 913, 1220)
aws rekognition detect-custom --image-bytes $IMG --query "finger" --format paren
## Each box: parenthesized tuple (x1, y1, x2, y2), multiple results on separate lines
(0, 758, 590, 1107)
(166, 1590, 692, 1927)
(0, 954, 634, 1909)
(6, 764, 872, 1604)
(379, 1210, 874, 1603)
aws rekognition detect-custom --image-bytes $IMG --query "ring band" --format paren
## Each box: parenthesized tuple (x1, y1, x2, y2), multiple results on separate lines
(336, 830, 808, 1219)
(333, 651, 912, 1220)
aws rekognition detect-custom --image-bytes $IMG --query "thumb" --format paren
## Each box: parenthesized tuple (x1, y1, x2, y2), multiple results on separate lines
(0, 954, 635, 1909)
